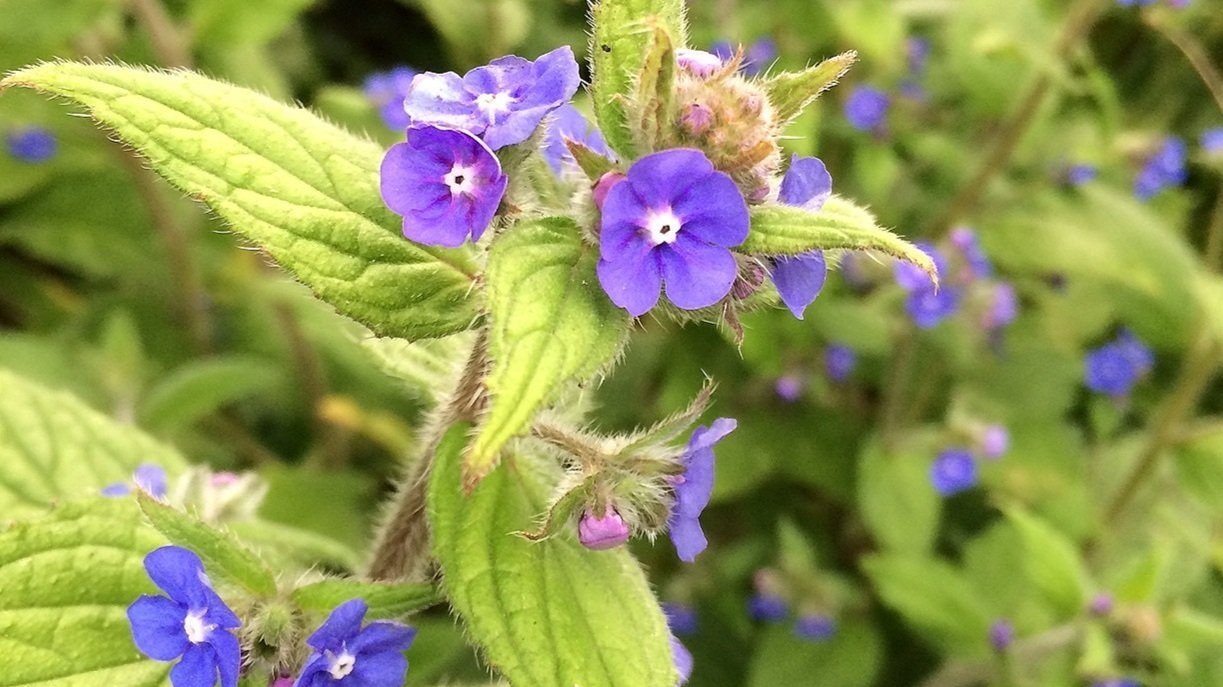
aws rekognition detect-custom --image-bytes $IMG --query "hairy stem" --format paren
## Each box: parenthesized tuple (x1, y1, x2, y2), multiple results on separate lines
(366, 329, 489, 581)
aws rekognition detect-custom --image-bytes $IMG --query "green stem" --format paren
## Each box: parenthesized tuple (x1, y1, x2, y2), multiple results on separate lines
(926, 0, 1107, 234)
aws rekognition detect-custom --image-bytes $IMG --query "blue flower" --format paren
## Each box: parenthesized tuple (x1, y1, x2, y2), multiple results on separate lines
(6, 126, 57, 163)
(844, 86, 889, 132)
(989, 619, 1015, 651)
(930, 448, 978, 496)
(363, 67, 417, 130)
(774, 374, 804, 402)
(541, 103, 611, 174)
(1202, 127, 1223, 153)
(670, 633, 694, 685)
(403, 46, 579, 150)
(1065, 163, 1098, 186)
(825, 344, 857, 382)
(896, 243, 960, 328)
(1116, 0, 1156, 5)
(746, 593, 789, 623)
(597, 149, 749, 316)
(1134, 136, 1187, 201)
(663, 602, 699, 637)
(709, 41, 735, 63)
(103, 463, 168, 498)
(295, 599, 416, 687)
(983, 281, 1018, 331)
(1085, 329, 1153, 398)
(127, 546, 242, 687)
(907, 38, 931, 75)
(742, 38, 778, 77)
(1092, 679, 1141, 687)
(668, 418, 737, 562)
(794, 614, 837, 642)
(380, 125, 508, 248)
(949, 227, 992, 281)
(770, 155, 831, 319)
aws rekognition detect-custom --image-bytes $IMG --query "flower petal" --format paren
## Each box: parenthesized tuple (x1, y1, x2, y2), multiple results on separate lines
(779, 155, 832, 211)
(202, 587, 241, 630)
(625, 149, 714, 208)
(307, 598, 368, 651)
(667, 515, 708, 563)
(291, 653, 330, 687)
(144, 546, 209, 606)
(347, 621, 417, 655)
(403, 72, 481, 133)
(127, 595, 188, 661)
(169, 644, 218, 687)
(671, 172, 750, 248)
(660, 236, 738, 311)
(208, 630, 241, 687)
(771, 251, 827, 319)
(133, 464, 168, 498)
(597, 246, 663, 317)
(349, 649, 409, 687)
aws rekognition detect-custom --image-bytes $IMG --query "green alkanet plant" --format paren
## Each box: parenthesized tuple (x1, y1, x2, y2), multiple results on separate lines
(0, 0, 936, 684)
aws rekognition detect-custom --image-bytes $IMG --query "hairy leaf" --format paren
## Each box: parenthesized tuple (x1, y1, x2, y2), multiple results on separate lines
(467, 217, 630, 485)
(763, 52, 858, 125)
(0, 367, 187, 519)
(429, 424, 676, 686)
(2, 62, 479, 341)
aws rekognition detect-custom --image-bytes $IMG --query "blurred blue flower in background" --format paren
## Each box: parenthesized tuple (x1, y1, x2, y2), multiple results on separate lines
(1202, 127, 1223, 153)
(663, 602, 699, 636)
(980, 424, 1010, 460)
(669, 418, 737, 562)
(6, 126, 57, 163)
(825, 344, 857, 382)
(949, 226, 993, 281)
(774, 374, 804, 402)
(541, 103, 611, 174)
(989, 619, 1014, 651)
(844, 86, 889, 132)
(747, 592, 789, 623)
(102, 463, 168, 498)
(1065, 163, 1098, 186)
(930, 448, 978, 496)
(1134, 136, 1187, 200)
(793, 614, 837, 642)
(363, 66, 416, 130)
(1084, 329, 1153, 398)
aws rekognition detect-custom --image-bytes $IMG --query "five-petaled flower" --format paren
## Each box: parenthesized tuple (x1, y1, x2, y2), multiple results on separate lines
(597, 149, 749, 316)
(770, 155, 832, 319)
(127, 546, 242, 687)
(294, 599, 416, 687)
(381, 125, 508, 248)
(404, 46, 580, 150)
(668, 417, 737, 562)
(930, 448, 978, 496)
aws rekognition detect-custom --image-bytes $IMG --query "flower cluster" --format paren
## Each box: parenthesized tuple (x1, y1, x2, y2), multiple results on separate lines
(1084, 329, 1153, 399)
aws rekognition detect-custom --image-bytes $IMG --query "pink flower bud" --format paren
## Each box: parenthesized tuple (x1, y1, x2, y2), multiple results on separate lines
(578, 507, 630, 550)
(681, 102, 714, 136)
(592, 171, 626, 211)
(675, 49, 724, 78)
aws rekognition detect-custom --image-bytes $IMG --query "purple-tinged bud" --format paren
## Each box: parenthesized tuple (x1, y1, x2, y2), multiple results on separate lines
(1089, 592, 1114, 617)
(747, 593, 789, 623)
(579, 506, 630, 550)
(663, 602, 699, 636)
(794, 614, 837, 642)
(676, 49, 725, 79)
(774, 375, 804, 403)
(731, 262, 767, 300)
(681, 102, 715, 136)
(592, 171, 626, 211)
(271, 676, 294, 687)
(741, 93, 764, 117)
(211, 471, 240, 487)
(989, 619, 1015, 651)
(980, 424, 1009, 460)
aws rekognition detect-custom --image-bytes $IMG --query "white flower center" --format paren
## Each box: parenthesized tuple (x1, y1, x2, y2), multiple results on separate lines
(183, 611, 215, 644)
(328, 651, 357, 680)
(474, 91, 514, 121)
(644, 209, 683, 246)
(445, 165, 476, 196)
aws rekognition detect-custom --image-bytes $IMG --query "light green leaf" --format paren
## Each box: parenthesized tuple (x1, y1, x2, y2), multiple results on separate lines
(138, 495, 277, 598)
(0, 498, 170, 687)
(762, 52, 857, 125)
(1005, 508, 1090, 618)
(862, 554, 992, 651)
(857, 437, 941, 555)
(292, 578, 440, 620)
(361, 333, 473, 406)
(190, 0, 313, 46)
(743, 198, 937, 282)
(138, 356, 283, 433)
(399, 0, 530, 66)
(590, 0, 688, 159)
(0, 367, 187, 520)
(2, 62, 479, 341)
(1176, 426, 1223, 513)
(429, 424, 676, 686)
(228, 519, 362, 573)
(747, 620, 882, 687)
(467, 217, 630, 485)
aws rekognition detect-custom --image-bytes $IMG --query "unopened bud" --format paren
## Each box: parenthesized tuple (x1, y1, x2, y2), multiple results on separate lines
(681, 102, 714, 137)
(593, 171, 626, 211)
(578, 506, 630, 550)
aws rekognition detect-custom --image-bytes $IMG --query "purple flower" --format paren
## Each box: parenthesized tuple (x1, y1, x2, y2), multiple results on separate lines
(742, 38, 779, 77)
(983, 281, 1019, 331)
(1092, 680, 1141, 687)
(906, 285, 961, 329)
(794, 614, 837, 642)
(844, 86, 889, 132)
(907, 38, 932, 75)
(1116, 0, 1155, 5)
(1089, 592, 1115, 616)
(894, 242, 945, 292)
(769, 155, 832, 319)
(663, 602, 699, 636)
(825, 344, 857, 382)
(1202, 127, 1223, 153)
(103, 463, 168, 498)
(403, 46, 579, 150)
(676, 49, 725, 78)
(989, 619, 1015, 651)
(6, 127, 57, 163)
(949, 226, 992, 281)
(1065, 163, 1098, 186)
(1115, 329, 1154, 374)
(596, 149, 749, 316)
(1134, 136, 1187, 201)
(127, 546, 242, 687)
(930, 448, 978, 496)
(670, 634, 693, 685)
(363, 66, 416, 130)
(578, 506, 630, 550)
(380, 125, 508, 248)
(774, 375, 804, 402)
(668, 418, 737, 562)
(747, 593, 789, 623)
(709, 41, 735, 63)
(294, 599, 416, 687)
(1085, 330, 1152, 398)
(542, 103, 611, 174)
(980, 424, 1009, 460)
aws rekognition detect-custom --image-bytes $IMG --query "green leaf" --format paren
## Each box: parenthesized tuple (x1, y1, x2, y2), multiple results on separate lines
(742, 198, 938, 282)
(2, 62, 479, 341)
(399, 0, 530, 66)
(590, 0, 688, 159)
(228, 519, 362, 573)
(138, 356, 283, 433)
(631, 19, 678, 152)
(1005, 508, 1090, 618)
(428, 424, 676, 686)
(762, 52, 857, 125)
(190, 0, 312, 46)
(138, 495, 277, 598)
(467, 217, 630, 485)
(0, 498, 171, 687)
(857, 436, 941, 555)
(747, 620, 882, 687)
(0, 367, 187, 519)
(361, 333, 473, 406)
(1175, 425, 1223, 513)
(862, 554, 992, 651)
(292, 578, 440, 619)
